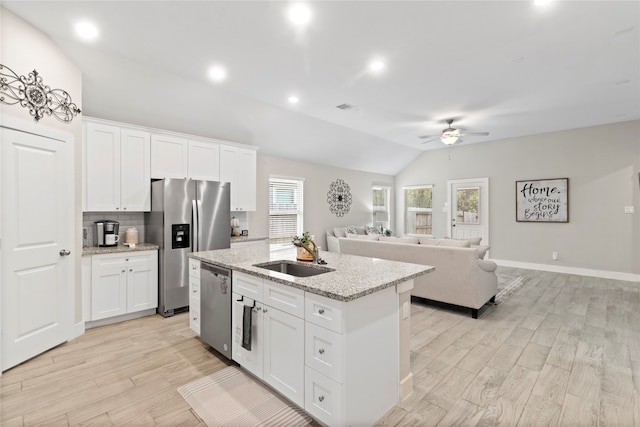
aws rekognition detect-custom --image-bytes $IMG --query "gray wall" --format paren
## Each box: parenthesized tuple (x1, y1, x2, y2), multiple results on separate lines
(395, 120, 640, 276)
(249, 154, 394, 249)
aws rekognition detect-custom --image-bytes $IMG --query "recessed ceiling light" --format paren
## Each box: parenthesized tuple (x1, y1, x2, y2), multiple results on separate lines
(369, 61, 385, 72)
(534, 0, 553, 6)
(288, 4, 312, 26)
(288, 96, 299, 104)
(208, 66, 227, 83)
(75, 21, 99, 41)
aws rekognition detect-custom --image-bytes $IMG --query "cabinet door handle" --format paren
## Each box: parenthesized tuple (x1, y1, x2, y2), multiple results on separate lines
(129, 269, 133, 272)
(59, 249, 71, 256)
(318, 348, 325, 354)
(318, 308, 325, 315)
(122, 270, 126, 273)
(318, 396, 325, 402)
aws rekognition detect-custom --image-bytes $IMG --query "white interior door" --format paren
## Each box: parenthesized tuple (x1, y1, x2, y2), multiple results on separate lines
(447, 178, 490, 245)
(1, 123, 74, 372)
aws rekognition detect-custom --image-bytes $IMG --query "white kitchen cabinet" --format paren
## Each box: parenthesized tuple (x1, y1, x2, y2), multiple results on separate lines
(231, 272, 305, 407)
(220, 145, 257, 211)
(188, 140, 220, 181)
(188, 258, 201, 335)
(90, 251, 158, 321)
(151, 134, 221, 181)
(151, 134, 189, 179)
(84, 121, 150, 212)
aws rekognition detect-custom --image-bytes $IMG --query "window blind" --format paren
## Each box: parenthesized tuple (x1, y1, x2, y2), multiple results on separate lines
(269, 178, 303, 245)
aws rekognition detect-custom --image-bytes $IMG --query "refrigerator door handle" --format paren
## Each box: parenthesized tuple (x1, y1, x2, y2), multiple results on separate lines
(196, 199, 203, 252)
(192, 199, 199, 252)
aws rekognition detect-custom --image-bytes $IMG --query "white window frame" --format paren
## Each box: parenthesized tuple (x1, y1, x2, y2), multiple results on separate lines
(372, 185, 391, 230)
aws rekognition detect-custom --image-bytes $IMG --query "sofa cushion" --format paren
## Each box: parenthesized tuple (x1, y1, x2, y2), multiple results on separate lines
(445, 236, 482, 245)
(418, 237, 438, 246)
(379, 236, 419, 244)
(437, 239, 471, 248)
(333, 227, 347, 238)
(346, 233, 379, 240)
(345, 225, 357, 235)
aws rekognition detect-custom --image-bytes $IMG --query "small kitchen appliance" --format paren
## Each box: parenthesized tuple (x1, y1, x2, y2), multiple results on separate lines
(94, 220, 120, 247)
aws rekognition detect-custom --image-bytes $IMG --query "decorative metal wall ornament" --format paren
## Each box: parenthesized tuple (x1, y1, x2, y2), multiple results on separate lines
(327, 179, 352, 217)
(0, 64, 81, 123)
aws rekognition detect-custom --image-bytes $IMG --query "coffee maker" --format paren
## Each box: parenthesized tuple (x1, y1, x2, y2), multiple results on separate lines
(94, 220, 120, 247)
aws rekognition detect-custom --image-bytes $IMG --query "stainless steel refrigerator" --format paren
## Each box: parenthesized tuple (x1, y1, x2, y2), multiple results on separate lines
(145, 179, 230, 317)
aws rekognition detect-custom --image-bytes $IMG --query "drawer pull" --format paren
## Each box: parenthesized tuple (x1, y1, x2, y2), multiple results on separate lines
(193, 288, 197, 293)
(318, 309, 325, 315)
(318, 395, 325, 402)
(318, 348, 325, 354)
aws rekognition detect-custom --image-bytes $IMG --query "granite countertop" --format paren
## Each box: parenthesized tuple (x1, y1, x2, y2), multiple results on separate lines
(230, 235, 268, 244)
(189, 245, 433, 302)
(82, 243, 160, 256)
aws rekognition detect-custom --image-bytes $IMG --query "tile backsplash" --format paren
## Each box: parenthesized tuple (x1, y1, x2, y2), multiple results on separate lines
(83, 211, 249, 247)
(83, 212, 146, 247)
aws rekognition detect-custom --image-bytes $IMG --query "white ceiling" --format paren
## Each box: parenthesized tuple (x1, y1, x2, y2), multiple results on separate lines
(2, 1, 639, 175)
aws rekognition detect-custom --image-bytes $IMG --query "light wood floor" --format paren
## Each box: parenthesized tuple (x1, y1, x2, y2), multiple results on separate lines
(1, 268, 639, 426)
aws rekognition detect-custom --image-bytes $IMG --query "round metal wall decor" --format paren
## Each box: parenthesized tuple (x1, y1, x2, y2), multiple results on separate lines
(327, 179, 352, 217)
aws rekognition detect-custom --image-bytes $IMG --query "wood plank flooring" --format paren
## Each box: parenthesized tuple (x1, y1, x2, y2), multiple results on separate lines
(1, 268, 639, 426)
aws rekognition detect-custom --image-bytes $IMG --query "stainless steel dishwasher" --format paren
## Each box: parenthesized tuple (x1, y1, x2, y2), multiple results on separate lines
(200, 263, 232, 359)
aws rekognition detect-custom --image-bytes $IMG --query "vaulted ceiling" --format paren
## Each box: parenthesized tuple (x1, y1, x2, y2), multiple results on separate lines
(3, 1, 638, 175)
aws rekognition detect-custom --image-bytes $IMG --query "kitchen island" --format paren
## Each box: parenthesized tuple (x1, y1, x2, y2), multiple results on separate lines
(190, 245, 433, 427)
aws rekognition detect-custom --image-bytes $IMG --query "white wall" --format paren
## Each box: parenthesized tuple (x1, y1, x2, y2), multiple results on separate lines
(0, 8, 84, 322)
(396, 120, 640, 277)
(249, 154, 394, 249)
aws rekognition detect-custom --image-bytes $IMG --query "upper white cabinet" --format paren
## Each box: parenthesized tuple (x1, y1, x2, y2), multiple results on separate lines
(84, 121, 150, 212)
(220, 145, 257, 211)
(150, 134, 188, 179)
(151, 135, 222, 181)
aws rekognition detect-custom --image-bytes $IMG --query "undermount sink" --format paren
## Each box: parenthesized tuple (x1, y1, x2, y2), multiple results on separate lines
(253, 260, 334, 277)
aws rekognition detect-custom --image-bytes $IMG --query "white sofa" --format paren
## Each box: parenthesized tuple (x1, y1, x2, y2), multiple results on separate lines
(338, 235, 498, 318)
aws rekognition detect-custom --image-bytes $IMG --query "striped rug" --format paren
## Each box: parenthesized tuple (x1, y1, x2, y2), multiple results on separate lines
(177, 366, 314, 427)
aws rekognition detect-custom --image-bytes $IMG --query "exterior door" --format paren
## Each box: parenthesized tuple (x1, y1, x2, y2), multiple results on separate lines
(447, 178, 490, 245)
(1, 124, 74, 371)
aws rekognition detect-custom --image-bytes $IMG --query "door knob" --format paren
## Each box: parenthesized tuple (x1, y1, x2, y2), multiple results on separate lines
(59, 249, 71, 256)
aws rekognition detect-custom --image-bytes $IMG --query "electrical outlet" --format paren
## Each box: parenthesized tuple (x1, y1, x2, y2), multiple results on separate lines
(552, 251, 558, 261)
(624, 206, 635, 214)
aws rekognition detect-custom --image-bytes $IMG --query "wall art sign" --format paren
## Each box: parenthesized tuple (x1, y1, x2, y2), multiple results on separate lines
(0, 64, 81, 123)
(327, 178, 352, 217)
(516, 178, 569, 223)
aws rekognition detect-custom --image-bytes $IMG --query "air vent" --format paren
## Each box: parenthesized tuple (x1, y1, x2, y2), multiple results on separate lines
(336, 103, 356, 110)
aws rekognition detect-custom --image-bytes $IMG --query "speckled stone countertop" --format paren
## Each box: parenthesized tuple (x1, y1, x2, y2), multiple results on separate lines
(230, 235, 268, 244)
(82, 243, 160, 256)
(189, 245, 433, 302)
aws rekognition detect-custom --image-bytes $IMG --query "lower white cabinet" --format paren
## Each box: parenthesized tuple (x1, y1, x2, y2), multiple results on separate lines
(90, 250, 158, 321)
(232, 272, 305, 407)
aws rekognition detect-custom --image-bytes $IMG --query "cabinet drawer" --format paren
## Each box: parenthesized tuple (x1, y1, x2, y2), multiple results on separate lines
(305, 322, 344, 382)
(189, 276, 200, 300)
(190, 306, 200, 334)
(233, 272, 263, 301)
(264, 280, 304, 318)
(189, 258, 201, 279)
(305, 292, 344, 334)
(305, 366, 343, 427)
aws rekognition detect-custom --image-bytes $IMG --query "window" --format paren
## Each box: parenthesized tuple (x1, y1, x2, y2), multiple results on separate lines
(372, 186, 390, 230)
(269, 177, 304, 247)
(404, 185, 433, 235)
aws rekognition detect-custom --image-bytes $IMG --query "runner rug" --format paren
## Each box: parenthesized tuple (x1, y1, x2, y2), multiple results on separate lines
(177, 366, 314, 427)
(494, 274, 526, 305)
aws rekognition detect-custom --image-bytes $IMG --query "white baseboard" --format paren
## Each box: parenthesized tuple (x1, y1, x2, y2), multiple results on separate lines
(492, 259, 640, 283)
(72, 321, 85, 339)
(84, 309, 157, 329)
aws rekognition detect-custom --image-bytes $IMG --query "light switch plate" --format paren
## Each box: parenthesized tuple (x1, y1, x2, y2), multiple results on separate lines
(624, 206, 635, 214)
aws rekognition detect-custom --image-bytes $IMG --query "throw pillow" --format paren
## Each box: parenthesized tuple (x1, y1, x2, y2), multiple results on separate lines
(345, 225, 357, 235)
(355, 226, 367, 235)
(436, 239, 471, 248)
(365, 225, 383, 235)
(379, 236, 419, 244)
(473, 245, 490, 259)
(333, 227, 347, 238)
(468, 237, 482, 245)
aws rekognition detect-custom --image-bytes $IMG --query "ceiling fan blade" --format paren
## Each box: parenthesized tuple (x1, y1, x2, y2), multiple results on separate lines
(458, 131, 489, 137)
(420, 138, 437, 144)
(418, 134, 439, 139)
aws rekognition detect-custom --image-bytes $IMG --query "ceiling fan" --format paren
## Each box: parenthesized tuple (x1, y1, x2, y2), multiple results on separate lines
(418, 119, 489, 145)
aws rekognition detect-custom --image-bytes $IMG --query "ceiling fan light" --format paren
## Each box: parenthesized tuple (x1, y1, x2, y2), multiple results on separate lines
(441, 135, 459, 145)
